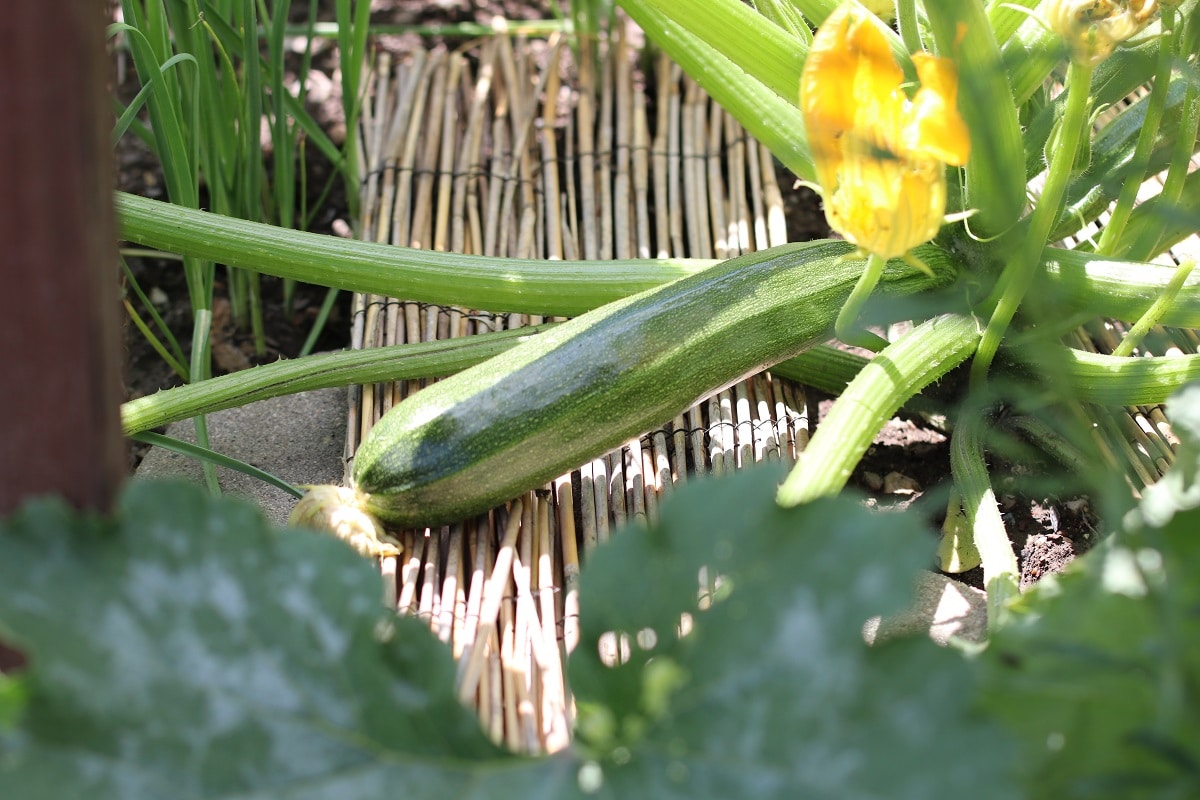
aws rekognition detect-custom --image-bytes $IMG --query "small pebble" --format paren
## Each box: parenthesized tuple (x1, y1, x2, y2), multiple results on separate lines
(1064, 498, 1089, 514)
(883, 471, 920, 495)
(862, 471, 883, 492)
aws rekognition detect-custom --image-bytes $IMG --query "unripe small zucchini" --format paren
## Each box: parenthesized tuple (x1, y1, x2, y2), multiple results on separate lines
(299, 240, 953, 532)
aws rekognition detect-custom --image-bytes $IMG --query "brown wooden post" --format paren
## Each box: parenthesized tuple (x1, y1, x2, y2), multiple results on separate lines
(0, 0, 123, 673)
(0, 1, 124, 520)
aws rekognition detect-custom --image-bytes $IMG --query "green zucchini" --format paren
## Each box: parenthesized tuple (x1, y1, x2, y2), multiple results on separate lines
(293, 240, 954, 534)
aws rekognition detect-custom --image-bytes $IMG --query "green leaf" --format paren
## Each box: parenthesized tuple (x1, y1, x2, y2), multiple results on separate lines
(0, 482, 567, 799)
(0, 675, 26, 731)
(569, 465, 1018, 799)
(128, 430, 303, 497)
(983, 497, 1200, 797)
(616, 0, 815, 181)
(625, 0, 806, 102)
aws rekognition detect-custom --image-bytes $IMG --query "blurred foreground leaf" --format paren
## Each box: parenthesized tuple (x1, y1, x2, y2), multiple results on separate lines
(0, 472, 1024, 799)
(983, 398, 1200, 800)
(0, 482, 564, 799)
(1134, 381, 1200, 528)
(570, 466, 1017, 799)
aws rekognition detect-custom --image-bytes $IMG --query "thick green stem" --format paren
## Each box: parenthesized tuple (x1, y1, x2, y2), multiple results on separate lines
(834, 252, 890, 352)
(937, 487, 982, 574)
(971, 59, 1095, 386)
(1121, 67, 1200, 262)
(1112, 259, 1197, 358)
(115, 191, 713, 316)
(777, 313, 980, 507)
(1038, 250, 1200, 329)
(618, 0, 816, 182)
(121, 191, 1197, 326)
(894, 0, 922, 53)
(1063, 346, 1200, 405)
(988, 0, 1040, 44)
(950, 411, 1019, 632)
(1003, 19, 1061, 106)
(121, 324, 552, 435)
(631, 0, 806, 101)
(1096, 8, 1177, 254)
(778, 337, 1200, 409)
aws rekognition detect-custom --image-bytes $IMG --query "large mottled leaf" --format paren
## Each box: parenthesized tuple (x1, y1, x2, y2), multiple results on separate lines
(0, 470, 1024, 799)
(0, 481, 569, 799)
(0, 674, 24, 731)
(983, 493, 1200, 796)
(568, 465, 1017, 799)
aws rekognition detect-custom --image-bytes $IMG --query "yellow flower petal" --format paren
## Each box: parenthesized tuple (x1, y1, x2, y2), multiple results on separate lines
(799, 1, 971, 260)
(1044, 0, 1159, 66)
(907, 55, 971, 167)
(800, 7, 860, 189)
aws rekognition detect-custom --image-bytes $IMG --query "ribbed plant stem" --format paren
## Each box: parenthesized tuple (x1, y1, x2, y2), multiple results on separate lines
(115, 191, 712, 317)
(1096, 7, 1177, 255)
(834, 252, 890, 352)
(121, 324, 553, 434)
(1112, 259, 1197, 357)
(777, 313, 980, 507)
(950, 411, 1019, 632)
(895, 0, 923, 53)
(1037, 250, 1200, 330)
(1122, 62, 1200, 262)
(970, 59, 1094, 387)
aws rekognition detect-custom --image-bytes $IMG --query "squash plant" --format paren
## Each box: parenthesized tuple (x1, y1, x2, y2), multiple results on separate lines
(4, 0, 1200, 796)
(123, 0, 1199, 605)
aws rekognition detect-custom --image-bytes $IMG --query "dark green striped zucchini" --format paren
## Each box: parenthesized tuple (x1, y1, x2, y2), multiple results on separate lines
(298, 240, 953, 532)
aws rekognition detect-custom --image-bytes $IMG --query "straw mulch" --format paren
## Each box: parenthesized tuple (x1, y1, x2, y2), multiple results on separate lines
(348, 28, 1196, 755)
(349, 28, 809, 755)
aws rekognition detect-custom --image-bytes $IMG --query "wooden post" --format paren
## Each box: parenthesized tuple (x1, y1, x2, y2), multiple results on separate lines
(0, 0, 123, 674)
(0, 1, 124, 524)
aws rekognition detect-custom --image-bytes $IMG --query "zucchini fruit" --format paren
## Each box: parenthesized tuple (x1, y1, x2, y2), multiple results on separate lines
(293, 240, 954, 533)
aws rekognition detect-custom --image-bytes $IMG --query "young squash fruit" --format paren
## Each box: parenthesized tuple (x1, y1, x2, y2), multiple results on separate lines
(294, 240, 954, 536)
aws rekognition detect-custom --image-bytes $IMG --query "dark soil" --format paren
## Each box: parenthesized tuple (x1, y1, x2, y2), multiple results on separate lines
(112, 0, 1094, 592)
(837, 401, 1097, 590)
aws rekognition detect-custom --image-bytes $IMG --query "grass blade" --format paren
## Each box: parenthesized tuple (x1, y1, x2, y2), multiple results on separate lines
(132, 431, 303, 498)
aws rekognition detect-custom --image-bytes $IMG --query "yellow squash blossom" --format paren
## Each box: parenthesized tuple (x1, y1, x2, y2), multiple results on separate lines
(1044, 0, 1158, 67)
(800, 2, 971, 261)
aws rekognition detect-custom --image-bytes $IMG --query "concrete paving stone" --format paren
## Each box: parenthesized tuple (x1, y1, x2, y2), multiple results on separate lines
(134, 386, 348, 527)
(864, 570, 989, 646)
